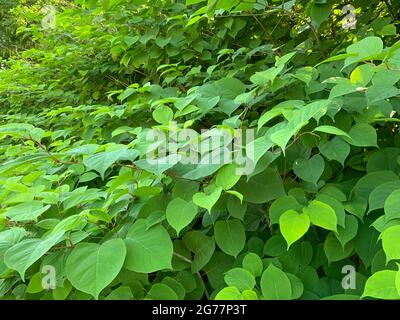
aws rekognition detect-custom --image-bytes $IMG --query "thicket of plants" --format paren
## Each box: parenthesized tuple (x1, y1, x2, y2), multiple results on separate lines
(1, 0, 400, 300)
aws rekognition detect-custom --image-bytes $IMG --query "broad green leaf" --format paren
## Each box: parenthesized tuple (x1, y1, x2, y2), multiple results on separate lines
(313, 125, 351, 138)
(83, 147, 138, 179)
(124, 220, 173, 273)
(363, 270, 400, 300)
(215, 286, 243, 300)
(369, 181, 400, 212)
(319, 137, 350, 166)
(26, 272, 44, 294)
(105, 286, 133, 300)
(65, 239, 126, 299)
(166, 198, 198, 236)
(250, 64, 284, 86)
(214, 219, 245, 258)
(4, 201, 50, 222)
(263, 235, 287, 257)
(152, 106, 174, 124)
(354, 223, 380, 268)
(161, 277, 185, 300)
(183, 231, 215, 273)
(345, 36, 384, 67)
(224, 268, 256, 291)
(242, 253, 263, 277)
(293, 154, 325, 184)
(192, 186, 222, 213)
(350, 64, 375, 86)
(279, 210, 310, 249)
(286, 273, 304, 299)
(4, 232, 64, 279)
(324, 233, 353, 264)
(172, 180, 199, 201)
(146, 283, 179, 300)
(260, 264, 292, 300)
(316, 194, 345, 228)
(353, 171, 398, 200)
(335, 215, 358, 248)
(367, 85, 399, 104)
(235, 168, 285, 204)
(384, 189, 400, 222)
(216, 164, 241, 190)
(366, 148, 400, 174)
(227, 195, 247, 220)
(303, 200, 337, 232)
(135, 154, 181, 177)
(269, 196, 303, 225)
(381, 225, 400, 263)
(242, 290, 258, 300)
(344, 124, 378, 147)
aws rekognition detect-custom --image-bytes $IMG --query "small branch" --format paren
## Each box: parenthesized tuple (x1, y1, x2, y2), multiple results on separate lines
(173, 252, 192, 264)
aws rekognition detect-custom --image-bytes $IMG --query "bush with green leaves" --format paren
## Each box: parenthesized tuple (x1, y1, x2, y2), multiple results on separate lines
(1, 0, 400, 300)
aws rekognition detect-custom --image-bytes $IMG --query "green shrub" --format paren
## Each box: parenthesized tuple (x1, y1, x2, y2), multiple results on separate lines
(1, 0, 400, 300)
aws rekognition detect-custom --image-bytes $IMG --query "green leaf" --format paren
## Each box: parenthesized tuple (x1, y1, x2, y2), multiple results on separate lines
(172, 180, 199, 202)
(4, 201, 50, 222)
(250, 64, 284, 86)
(293, 154, 325, 184)
(214, 219, 245, 258)
(344, 124, 378, 147)
(353, 171, 398, 200)
(65, 239, 126, 299)
(224, 268, 256, 291)
(286, 273, 304, 299)
(166, 198, 198, 236)
(363, 270, 400, 300)
(354, 222, 380, 268)
(313, 125, 351, 138)
(146, 283, 179, 300)
(216, 164, 241, 190)
(335, 215, 358, 248)
(192, 186, 222, 213)
(309, 2, 330, 27)
(83, 147, 138, 179)
(303, 200, 337, 232)
(152, 106, 174, 124)
(324, 233, 353, 264)
(345, 36, 384, 67)
(135, 154, 181, 177)
(260, 264, 292, 300)
(269, 196, 303, 225)
(279, 210, 310, 249)
(4, 232, 64, 279)
(26, 272, 44, 294)
(242, 252, 263, 277)
(227, 196, 247, 220)
(396, 267, 400, 296)
(384, 189, 400, 222)
(381, 225, 400, 263)
(124, 219, 173, 273)
(105, 286, 133, 300)
(183, 231, 215, 273)
(369, 181, 400, 212)
(316, 194, 345, 228)
(319, 137, 350, 166)
(367, 85, 399, 104)
(350, 64, 375, 86)
(235, 168, 285, 204)
(215, 286, 243, 300)
(242, 289, 258, 300)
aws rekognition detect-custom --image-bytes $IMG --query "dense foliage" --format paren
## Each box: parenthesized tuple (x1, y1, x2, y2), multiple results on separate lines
(1, 0, 400, 300)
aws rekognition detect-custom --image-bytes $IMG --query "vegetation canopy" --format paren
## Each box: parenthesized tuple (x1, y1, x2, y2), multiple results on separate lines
(1, 0, 400, 300)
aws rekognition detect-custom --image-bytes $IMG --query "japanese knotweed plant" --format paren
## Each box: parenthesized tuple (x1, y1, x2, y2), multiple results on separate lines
(1, 0, 400, 301)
